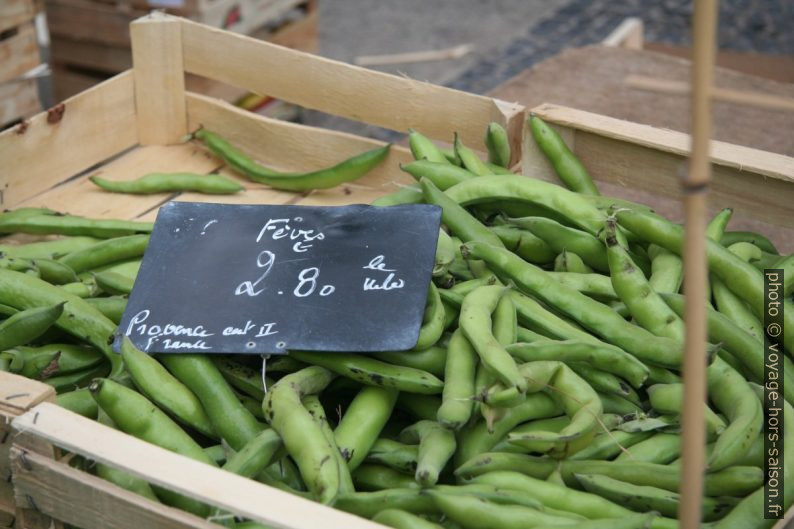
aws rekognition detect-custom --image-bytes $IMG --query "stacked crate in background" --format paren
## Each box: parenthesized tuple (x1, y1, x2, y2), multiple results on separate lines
(45, 0, 318, 108)
(0, 0, 48, 129)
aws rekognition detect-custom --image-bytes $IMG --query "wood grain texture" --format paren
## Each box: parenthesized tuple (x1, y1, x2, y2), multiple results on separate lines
(10, 448, 218, 529)
(131, 13, 187, 145)
(11, 403, 387, 529)
(180, 16, 523, 149)
(0, 71, 137, 208)
(490, 45, 794, 157)
(0, 0, 40, 34)
(186, 92, 415, 206)
(18, 143, 222, 218)
(0, 22, 40, 82)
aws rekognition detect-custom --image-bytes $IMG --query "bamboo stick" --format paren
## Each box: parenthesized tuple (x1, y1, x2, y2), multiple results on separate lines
(678, 1, 719, 528)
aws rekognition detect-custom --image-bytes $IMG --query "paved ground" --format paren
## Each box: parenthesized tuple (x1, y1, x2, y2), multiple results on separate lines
(305, 0, 794, 138)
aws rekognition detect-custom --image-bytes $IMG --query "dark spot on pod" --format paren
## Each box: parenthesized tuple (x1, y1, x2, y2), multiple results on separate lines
(605, 235, 618, 247)
(619, 382, 630, 393)
(622, 262, 635, 274)
(341, 448, 353, 462)
(665, 315, 676, 324)
(369, 373, 384, 385)
(350, 367, 363, 374)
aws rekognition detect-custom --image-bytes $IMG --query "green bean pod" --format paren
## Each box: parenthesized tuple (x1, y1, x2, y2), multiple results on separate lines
(365, 439, 419, 473)
(291, 350, 443, 394)
(507, 340, 647, 388)
(119, 339, 216, 439)
(261, 366, 339, 504)
(4, 342, 103, 379)
(415, 283, 445, 350)
(554, 250, 593, 273)
(647, 244, 683, 294)
(576, 473, 738, 522)
(0, 236, 101, 259)
(437, 329, 477, 429)
(720, 230, 779, 254)
(400, 420, 456, 487)
(90, 172, 244, 195)
(401, 161, 476, 190)
(462, 242, 682, 368)
(0, 302, 65, 350)
(460, 286, 526, 392)
(334, 385, 398, 470)
(335, 488, 436, 518)
(160, 354, 263, 450)
(615, 432, 681, 464)
(212, 356, 266, 400)
(454, 133, 491, 176)
(419, 178, 504, 248)
(94, 270, 135, 295)
(303, 395, 354, 494)
(706, 357, 763, 471)
(0, 213, 152, 238)
(195, 129, 390, 191)
(446, 175, 605, 235)
(488, 225, 556, 264)
(83, 296, 127, 324)
(510, 216, 608, 271)
(456, 452, 764, 497)
(373, 345, 446, 377)
(90, 378, 216, 517)
(373, 509, 443, 529)
(352, 464, 419, 491)
(371, 184, 423, 206)
(484, 122, 511, 168)
(0, 270, 123, 376)
(57, 388, 98, 419)
(408, 129, 450, 164)
(647, 383, 726, 436)
(529, 115, 599, 195)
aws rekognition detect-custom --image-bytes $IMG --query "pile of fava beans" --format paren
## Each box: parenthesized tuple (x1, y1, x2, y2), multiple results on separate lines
(0, 117, 791, 529)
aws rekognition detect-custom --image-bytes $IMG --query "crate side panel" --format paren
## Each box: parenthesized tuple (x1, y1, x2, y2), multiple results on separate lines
(0, 78, 40, 127)
(0, 0, 40, 34)
(181, 19, 523, 148)
(10, 448, 218, 529)
(0, 71, 137, 208)
(11, 403, 386, 528)
(186, 92, 413, 179)
(17, 143, 222, 218)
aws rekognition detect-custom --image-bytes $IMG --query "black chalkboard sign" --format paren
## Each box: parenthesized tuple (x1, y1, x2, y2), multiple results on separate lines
(116, 201, 442, 355)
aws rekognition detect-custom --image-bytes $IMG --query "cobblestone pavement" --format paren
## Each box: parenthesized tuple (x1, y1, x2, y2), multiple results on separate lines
(304, 0, 793, 140)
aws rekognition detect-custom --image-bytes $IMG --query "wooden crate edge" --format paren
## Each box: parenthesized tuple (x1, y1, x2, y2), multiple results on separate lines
(10, 403, 388, 529)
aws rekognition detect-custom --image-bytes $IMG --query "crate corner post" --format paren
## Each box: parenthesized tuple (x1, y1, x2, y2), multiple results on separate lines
(0, 372, 58, 529)
(130, 12, 188, 146)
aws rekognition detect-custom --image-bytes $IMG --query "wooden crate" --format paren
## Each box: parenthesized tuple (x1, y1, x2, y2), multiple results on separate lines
(0, 12, 523, 528)
(0, 0, 45, 128)
(1, 10, 793, 529)
(0, 373, 56, 528)
(48, 0, 318, 102)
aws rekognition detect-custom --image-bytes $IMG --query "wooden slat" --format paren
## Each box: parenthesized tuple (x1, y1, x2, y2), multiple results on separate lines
(0, 22, 40, 82)
(186, 92, 415, 205)
(529, 103, 794, 182)
(180, 17, 524, 150)
(521, 108, 794, 252)
(131, 12, 187, 145)
(12, 403, 386, 529)
(10, 448, 219, 529)
(18, 143, 222, 218)
(0, 373, 55, 525)
(45, 0, 139, 47)
(0, 71, 137, 208)
(0, 0, 40, 34)
(0, 78, 40, 127)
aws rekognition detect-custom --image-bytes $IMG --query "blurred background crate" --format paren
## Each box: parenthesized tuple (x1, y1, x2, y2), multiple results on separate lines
(0, 0, 50, 129)
(45, 0, 318, 108)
